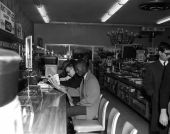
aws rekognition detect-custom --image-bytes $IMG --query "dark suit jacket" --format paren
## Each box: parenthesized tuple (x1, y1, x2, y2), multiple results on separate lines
(160, 62, 170, 109)
(143, 60, 165, 131)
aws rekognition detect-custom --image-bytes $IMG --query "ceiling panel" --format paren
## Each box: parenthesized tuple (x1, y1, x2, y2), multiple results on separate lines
(17, 0, 170, 26)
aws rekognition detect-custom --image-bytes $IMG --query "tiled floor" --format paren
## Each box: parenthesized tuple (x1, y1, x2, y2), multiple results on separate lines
(102, 89, 149, 134)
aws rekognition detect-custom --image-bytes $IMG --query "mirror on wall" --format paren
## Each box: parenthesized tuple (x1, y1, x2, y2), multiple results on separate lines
(70, 45, 92, 60)
(44, 43, 124, 74)
(45, 44, 93, 60)
(45, 44, 70, 59)
(45, 44, 93, 72)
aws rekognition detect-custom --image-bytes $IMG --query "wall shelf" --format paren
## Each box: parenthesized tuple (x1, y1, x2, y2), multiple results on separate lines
(0, 29, 24, 44)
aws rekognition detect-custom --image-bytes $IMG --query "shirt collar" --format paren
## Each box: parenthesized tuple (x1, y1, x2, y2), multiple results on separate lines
(159, 59, 169, 66)
(83, 72, 88, 80)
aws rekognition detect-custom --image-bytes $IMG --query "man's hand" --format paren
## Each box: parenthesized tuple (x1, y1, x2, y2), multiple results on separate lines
(159, 109, 169, 126)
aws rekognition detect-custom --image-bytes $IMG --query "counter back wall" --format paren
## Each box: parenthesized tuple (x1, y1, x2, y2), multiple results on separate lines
(34, 23, 170, 47)
(34, 23, 113, 47)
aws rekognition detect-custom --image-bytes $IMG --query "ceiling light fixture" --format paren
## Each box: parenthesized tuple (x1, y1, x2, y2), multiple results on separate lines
(101, 0, 129, 22)
(36, 5, 50, 23)
(156, 16, 170, 24)
(101, 13, 111, 22)
(139, 0, 170, 11)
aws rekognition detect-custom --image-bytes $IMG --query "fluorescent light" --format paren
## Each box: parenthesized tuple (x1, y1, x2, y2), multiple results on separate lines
(36, 5, 50, 23)
(108, 3, 122, 15)
(101, 0, 129, 22)
(101, 13, 111, 22)
(157, 16, 170, 24)
(42, 16, 50, 23)
(119, 0, 129, 5)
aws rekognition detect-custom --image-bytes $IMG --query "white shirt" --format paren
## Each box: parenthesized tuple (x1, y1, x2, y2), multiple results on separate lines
(159, 59, 169, 66)
(83, 72, 88, 80)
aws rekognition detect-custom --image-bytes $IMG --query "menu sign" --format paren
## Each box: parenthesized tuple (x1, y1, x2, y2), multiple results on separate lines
(0, 1, 15, 34)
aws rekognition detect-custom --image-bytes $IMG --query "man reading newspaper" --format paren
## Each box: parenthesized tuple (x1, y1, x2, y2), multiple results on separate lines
(48, 74, 74, 106)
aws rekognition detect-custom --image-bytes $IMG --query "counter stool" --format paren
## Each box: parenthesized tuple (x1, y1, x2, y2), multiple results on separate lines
(94, 94, 103, 119)
(100, 94, 103, 99)
(73, 97, 109, 133)
(121, 121, 138, 134)
(76, 107, 120, 134)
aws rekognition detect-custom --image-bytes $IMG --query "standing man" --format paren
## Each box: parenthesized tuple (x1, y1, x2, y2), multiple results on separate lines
(67, 59, 101, 120)
(143, 42, 170, 134)
(159, 46, 170, 128)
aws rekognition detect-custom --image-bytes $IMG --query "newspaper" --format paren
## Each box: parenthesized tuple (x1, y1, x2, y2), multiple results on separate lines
(48, 74, 74, 106)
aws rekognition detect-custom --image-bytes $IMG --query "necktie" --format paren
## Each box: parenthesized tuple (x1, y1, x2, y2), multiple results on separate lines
(161, 61, 166, 80)
(159, 62, 166, 102)
(159, 62, 167, 105)
(81, 79, 85, 98)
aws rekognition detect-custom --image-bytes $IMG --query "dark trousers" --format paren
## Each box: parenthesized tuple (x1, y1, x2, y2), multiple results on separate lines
(72, 97, 80, 105)
(66, 97, 86, 134)
(67, 105, 86, 117)
(150, 123, 169, 134)
(66, 96, 86, 117)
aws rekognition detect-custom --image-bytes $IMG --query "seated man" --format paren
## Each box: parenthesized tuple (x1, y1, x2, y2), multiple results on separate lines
(67, 60, 101, 120)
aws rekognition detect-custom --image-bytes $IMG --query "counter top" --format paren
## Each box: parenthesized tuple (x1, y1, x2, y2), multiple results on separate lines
(26, 90, 67, 134)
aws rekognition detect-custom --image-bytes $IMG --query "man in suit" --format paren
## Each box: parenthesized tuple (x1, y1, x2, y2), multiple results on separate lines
(159, 46, 170, 128)
(67, 59, 101, 119)
(143, 42, 170, 134)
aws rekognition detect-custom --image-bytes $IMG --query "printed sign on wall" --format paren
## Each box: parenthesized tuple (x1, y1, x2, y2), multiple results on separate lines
(0, 1, 15, 34)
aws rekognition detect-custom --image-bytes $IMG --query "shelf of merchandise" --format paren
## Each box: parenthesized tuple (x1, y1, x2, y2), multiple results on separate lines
(102, 72, 150, 120)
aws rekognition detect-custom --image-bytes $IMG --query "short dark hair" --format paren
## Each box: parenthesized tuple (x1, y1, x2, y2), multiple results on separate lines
(64, 59, 76, 69)
(76, 59, 89, 69)
(158, 42, 170, 52)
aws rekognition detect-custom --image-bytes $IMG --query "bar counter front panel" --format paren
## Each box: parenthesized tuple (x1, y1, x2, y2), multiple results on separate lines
(22, 90, 67, 134)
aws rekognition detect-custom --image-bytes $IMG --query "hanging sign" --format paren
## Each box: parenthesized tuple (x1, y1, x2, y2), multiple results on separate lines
(0, 1, 15, 34)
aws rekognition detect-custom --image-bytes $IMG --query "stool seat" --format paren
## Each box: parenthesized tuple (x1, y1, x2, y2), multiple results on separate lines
(73, 98, 109, 133)
(73, 119, 103, 132)
(122, 121, 138, 134)
(76, 107, 120, 134)
(76, 132, 97, 134)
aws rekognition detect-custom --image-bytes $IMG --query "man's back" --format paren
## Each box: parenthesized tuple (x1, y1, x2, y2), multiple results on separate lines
(79, 71, 100, 119)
